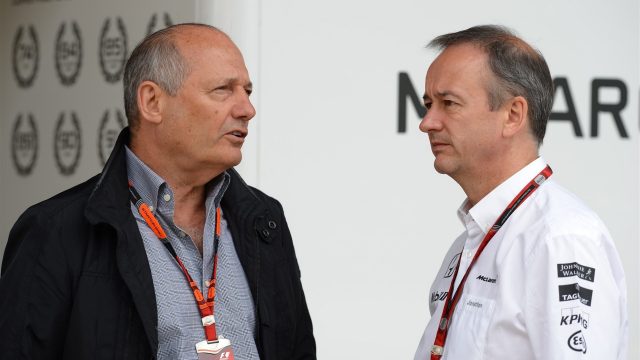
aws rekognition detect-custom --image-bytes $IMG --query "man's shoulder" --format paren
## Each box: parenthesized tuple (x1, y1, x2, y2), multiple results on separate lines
(225, 169, 284, 211)
(17, 173, 102, 226)
(528, 179, 610, 240)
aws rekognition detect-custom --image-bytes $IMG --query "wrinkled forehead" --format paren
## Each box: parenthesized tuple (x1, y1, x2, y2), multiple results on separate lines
(425, 44, 494, 94)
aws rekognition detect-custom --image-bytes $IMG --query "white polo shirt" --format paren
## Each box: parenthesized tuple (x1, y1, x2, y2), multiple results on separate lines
(414, 158, 628, 360)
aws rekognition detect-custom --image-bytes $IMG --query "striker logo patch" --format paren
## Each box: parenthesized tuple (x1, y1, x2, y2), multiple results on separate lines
(444, 253, 461, 278)
(12, 25, 39, 88)
(55, 21, 83, 86)
(11, 113, 38, 176)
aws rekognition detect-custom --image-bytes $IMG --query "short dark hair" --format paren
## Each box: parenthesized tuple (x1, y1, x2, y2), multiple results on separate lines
(123, 23, 221, 130)
(428, 25, 553, 144)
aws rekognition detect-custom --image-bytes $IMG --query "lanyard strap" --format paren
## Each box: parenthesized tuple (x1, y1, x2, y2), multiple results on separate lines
(430, 165, 552, 359)
(128, 182, 222, 343)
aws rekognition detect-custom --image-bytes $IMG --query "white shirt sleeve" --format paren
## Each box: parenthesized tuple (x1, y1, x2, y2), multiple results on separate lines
(524, 231, 628, 359)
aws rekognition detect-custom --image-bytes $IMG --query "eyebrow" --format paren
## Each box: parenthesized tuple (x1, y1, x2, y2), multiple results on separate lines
(423, 90, 462, 102)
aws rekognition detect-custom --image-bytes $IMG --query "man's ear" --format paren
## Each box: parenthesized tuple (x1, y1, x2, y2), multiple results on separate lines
(137, 81, 164, 125)
(502, 95, 529, 138)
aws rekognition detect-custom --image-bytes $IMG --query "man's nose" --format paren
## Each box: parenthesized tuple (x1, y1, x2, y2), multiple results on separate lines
(419, 107, 441, 133)
(232, 90, 256, 121)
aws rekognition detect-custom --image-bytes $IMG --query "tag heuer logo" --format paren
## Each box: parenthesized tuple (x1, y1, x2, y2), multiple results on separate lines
(12, 25, 39, 88)
(558, 283, 593, 307)
(98, 109, 125, 165)
(54, 111, 82, 176)
(146, 12, 173, 36)
(99, 17, 128, 83)
(11, 113, 38, 176)
(55, 21, 83, 86)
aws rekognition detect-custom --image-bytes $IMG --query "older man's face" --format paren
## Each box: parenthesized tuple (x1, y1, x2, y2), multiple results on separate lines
(419, 43, 506, 183)
(159, 29, 256, 175)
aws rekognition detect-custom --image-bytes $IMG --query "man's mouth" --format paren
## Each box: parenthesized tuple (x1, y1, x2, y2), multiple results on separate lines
(229, 130, 247, 138)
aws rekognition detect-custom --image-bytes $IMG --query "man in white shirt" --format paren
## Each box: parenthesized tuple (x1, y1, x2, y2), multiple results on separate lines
(413, 25, 628, 360)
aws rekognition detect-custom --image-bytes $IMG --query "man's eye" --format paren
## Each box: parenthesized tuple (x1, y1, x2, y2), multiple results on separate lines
(444, 100, 456, 107)
(424, 102, 432, 110)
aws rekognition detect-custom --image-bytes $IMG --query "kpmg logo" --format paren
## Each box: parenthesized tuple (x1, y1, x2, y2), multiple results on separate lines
(560, 307, 589, 329)
(567, 330, 587, 354)
(54, 111, 82, 175)
(99, 17, 127, 83)
(146, 12, 173, 35)
(55, 21, 83, 86)
(12, 25, 39, 88)
(11, 113, 38, 176)
(98, 109, 125, 165)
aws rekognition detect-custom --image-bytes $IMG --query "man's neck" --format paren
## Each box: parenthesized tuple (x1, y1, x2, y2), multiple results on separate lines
(130, 142, 222, 254)
(459, 154, 538, 208)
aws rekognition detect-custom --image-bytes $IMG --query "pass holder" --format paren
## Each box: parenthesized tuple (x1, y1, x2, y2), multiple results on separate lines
(196, 337, 234, 360)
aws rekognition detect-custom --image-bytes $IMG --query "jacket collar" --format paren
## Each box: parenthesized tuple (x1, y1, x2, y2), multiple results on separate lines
(84, 127, 159, 353)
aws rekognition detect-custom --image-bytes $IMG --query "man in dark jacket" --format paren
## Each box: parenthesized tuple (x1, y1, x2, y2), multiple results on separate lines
(0, 23, 315, 360)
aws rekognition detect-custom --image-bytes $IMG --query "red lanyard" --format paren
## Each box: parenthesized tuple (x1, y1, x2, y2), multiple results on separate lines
(430, 165, 552, 359)
(128, 181, 222, 343)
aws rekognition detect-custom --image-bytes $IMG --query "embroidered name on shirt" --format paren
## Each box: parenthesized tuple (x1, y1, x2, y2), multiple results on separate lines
(557, 262, 595, 282)
(558, 283, 593, 306)
(476, 275, 496, 283)
(466, 300, 483, 308)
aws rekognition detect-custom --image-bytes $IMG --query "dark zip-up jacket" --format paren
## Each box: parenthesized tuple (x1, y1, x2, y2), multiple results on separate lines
(0, 128, 316, 359)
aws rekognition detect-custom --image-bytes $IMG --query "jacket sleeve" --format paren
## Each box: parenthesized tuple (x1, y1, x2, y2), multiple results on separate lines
(524, 231, 628, 360)
(0, 208, 76, 359)
(276, 200, 317, 360)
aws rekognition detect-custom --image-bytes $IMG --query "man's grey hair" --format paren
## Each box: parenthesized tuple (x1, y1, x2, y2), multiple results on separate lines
(428, 25, 554, 144)
(123, 23, 221, 130)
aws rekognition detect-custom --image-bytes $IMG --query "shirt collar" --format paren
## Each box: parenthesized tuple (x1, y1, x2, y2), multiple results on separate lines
(125, 146, 230, 212)
(457, 157, 548, 235)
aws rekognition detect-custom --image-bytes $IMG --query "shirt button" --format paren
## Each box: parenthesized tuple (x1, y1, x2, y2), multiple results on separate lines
(163, 194, 171, 202)
(148, 205, 154, 212)
(205, 280, 211, 287)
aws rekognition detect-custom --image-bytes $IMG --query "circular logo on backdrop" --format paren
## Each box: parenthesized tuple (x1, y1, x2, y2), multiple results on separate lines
(11, 113, 38, 176)
(146, 12, 173, 35)
(98, 108, 125, 165)
(12, 25, 39, 88)
(99, 17, 128, 83)
(54, 111, 82, 176)
(55, 21, 83, 86)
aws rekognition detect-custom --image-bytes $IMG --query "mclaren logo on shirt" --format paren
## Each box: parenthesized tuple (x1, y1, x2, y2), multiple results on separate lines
(558, 283, 593, 306)
(557, 262, 595, 282)
(476, 275, 496, 283)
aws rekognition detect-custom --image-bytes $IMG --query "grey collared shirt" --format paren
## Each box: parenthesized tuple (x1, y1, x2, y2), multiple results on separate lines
(125, 147, 259, 360)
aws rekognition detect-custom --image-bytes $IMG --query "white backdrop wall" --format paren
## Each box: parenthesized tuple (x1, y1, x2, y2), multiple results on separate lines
(0, 1, 638, 359)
